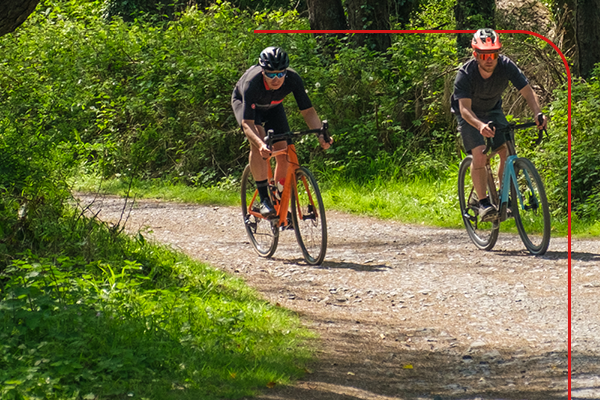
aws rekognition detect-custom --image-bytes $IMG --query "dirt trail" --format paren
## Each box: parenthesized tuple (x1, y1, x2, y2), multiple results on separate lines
(78, 194, 599, 400)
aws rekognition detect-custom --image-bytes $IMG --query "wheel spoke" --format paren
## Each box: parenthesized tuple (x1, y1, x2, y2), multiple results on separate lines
(241, 165, 279, 257)
(458, 156, 499, 251)
(511, 158, 551, 255)
(291, 167, 327, 265)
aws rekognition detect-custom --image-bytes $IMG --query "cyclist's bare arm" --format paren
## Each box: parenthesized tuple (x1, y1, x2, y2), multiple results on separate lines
(458, 98, 495, 138)
(301, 107, 332, 149)
(519, 84, 548, 129)
(242, 119, 271, 158)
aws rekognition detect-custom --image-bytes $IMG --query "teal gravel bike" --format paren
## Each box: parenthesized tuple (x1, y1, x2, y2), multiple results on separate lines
(458, 116, 551, 255)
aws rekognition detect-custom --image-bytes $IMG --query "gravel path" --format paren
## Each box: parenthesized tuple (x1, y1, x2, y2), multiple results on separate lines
(78, 194, 599, 400)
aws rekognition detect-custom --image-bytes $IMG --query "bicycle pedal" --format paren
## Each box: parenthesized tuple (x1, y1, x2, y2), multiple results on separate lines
(481, 213, 499, 223)
(463, 212, 477, 222)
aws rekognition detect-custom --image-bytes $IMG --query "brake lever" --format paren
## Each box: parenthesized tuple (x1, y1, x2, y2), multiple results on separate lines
(483, 121, 495, 154)
(264, 129, 274, 150)
(535, 113, 546, 146)
(320, 120, 330, 143)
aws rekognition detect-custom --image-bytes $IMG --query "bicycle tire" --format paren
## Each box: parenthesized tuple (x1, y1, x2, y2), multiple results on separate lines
(510, 158, 551, 255)
(291, 167, 327, 265)
(458, 156, 499, 251)
(241, 164, 279, 257)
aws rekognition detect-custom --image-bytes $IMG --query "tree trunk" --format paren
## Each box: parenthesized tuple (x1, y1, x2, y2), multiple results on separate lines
(305, 0, 347, 52)
(346, 0, 392, 52)
(306, 0, 347, 31)
(454, 0, 495, 50)
(553, 0, 576, 50)
(389, 0, 420, 28)
(575, 0, 600, 78)
(0, 0, 40, 37)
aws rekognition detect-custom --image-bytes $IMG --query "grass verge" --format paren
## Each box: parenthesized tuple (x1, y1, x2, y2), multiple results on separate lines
(74, 175, 240, 207)
(75, 173, 574, 237)
(1, 212, 314, 399)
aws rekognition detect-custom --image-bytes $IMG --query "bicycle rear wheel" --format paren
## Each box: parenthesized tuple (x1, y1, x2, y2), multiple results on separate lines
(241, 164, 279, 257)
(510, 158, 551, 255)
(458, 156, 499, 250)
(291, 167, 327, 265)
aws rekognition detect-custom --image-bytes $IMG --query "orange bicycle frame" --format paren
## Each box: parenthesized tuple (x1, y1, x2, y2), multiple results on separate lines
(246, 143, 315, 228)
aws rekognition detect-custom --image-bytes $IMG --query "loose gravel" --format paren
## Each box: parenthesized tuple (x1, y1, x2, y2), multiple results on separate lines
(78, 194, 599, 400)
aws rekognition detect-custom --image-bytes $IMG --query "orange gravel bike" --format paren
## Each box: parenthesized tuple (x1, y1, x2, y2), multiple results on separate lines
(241, 122, 330, 265)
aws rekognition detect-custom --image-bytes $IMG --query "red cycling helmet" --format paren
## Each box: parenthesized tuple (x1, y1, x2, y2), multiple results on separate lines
(471, 28, 502, 52)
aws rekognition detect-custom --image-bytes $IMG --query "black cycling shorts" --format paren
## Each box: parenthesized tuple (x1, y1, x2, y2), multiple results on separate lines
(456, 108, 510, 153)
(232, 100, 290, 141)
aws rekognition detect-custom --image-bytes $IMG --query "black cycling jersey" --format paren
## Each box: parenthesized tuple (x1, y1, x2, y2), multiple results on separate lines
(232, 65, 312, 125)
(451, 55, 529, 116)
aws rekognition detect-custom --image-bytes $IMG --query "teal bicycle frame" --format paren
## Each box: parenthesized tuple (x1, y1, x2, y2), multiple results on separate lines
(459, 115, 550, 255)
(486, 119, 542, 223)
(497, 153, 537, 222)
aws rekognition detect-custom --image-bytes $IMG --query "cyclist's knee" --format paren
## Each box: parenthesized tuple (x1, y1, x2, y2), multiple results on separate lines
(471, 145, 487, 166)
(496, 146, 508, 161)
(272, 141, 287, 151)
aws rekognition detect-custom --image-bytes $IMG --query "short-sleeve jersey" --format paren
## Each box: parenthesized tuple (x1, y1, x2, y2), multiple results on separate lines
(232, 65, 312, 121)
(451, 55, 529, 116)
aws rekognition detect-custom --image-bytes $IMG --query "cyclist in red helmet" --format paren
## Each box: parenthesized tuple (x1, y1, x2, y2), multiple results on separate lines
(232, 47, 332, 218)
(451, 28, 548, 219)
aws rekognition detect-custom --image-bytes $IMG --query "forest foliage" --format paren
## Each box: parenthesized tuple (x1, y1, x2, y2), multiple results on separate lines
(0, 0, 597, 397)
(0, 0, 597, 251)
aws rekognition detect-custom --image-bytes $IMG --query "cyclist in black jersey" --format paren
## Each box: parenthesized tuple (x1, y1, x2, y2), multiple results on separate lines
(232, 46, 332, 217)
(451, 29, 548, 220)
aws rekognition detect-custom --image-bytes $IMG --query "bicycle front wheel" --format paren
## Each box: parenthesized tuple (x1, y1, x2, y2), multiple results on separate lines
(458, 156, 499, 251)
(510, 158, 551, 255)
(291, 167, 327, 265)
(241, 164, 279, 257)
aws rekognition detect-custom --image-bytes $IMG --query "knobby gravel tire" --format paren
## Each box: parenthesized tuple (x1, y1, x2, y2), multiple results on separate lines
(241, 164, 279, 258)
(458, 156, 499, 251)
(511, 157, 551, 255)
(291, 167, 327, 265)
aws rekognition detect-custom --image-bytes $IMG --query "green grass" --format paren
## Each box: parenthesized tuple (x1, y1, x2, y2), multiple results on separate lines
(75, 173, 575, 237)
(0, 215, 314, 399)
(321, 176, 460, 228)
(322, 177, 574, 237)
(571, 216, 600, 238)
(74, 174, 240, 207)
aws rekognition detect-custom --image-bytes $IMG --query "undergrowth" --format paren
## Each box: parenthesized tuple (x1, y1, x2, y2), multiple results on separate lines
(74, 171, 572, 237)
(0, 205, 313, 399)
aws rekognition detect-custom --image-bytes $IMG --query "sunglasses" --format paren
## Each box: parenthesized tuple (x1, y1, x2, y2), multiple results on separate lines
(475, 52, 499, 61)
(264, 70, 286, 79)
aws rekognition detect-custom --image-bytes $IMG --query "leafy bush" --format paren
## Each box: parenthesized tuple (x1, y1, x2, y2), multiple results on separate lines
(1, 1, 316, 187)
(103, 0, 305, 21)
(532, 76, 600, 220)
(0, 248, 312, 399)
(0, 0, 572, 218)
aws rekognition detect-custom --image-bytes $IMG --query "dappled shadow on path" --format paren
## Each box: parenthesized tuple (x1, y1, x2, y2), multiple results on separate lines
(570, 251, 600, 262)
(493, 249, 599, 262)
(274, 258, 391, 272)
(245, 310, 568, 400)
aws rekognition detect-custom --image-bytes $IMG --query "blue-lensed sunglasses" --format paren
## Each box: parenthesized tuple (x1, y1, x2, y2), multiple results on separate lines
(264, 71, 286, 79)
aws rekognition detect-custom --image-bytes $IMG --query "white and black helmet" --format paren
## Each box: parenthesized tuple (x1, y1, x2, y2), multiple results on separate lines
(258, 46, 289, 71)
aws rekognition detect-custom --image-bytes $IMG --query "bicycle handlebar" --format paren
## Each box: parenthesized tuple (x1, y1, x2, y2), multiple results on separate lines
(484, 114, 547, 154)
(264, 120, 330, 149)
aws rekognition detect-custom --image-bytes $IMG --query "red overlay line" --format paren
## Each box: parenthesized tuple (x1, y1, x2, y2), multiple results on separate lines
(256, 28, 573, 398)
